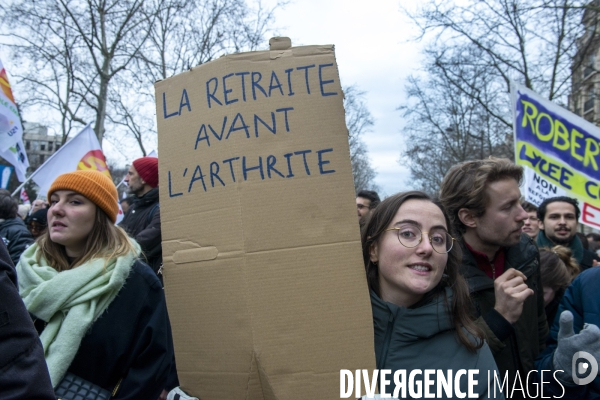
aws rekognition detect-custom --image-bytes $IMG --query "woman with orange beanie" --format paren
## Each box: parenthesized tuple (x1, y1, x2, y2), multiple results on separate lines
(16, 170, 175, 399)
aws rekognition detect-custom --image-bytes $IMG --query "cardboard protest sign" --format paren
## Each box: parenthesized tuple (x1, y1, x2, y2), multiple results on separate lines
(155, 37, 375, 399)
(512, 82, 600, 229)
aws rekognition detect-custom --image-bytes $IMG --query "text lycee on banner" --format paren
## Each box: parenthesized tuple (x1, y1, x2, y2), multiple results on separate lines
(511, 82, 600, 229)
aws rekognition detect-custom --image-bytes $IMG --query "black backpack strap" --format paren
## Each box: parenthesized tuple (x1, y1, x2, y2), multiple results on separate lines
(147, 203, 160, 225)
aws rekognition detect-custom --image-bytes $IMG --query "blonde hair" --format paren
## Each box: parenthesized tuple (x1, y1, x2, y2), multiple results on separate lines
(37, 206, 136, 272)
(539, 246, 579, 291)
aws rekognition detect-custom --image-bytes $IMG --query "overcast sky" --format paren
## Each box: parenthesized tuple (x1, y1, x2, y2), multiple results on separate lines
(268, 0, 422, 197)
(4, 0, 423, 196)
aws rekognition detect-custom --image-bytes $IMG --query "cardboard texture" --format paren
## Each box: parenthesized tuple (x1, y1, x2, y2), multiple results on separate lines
(155, 37, 375, 399)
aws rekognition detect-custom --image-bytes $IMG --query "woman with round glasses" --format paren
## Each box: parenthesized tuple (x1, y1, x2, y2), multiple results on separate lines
(361, 191, 499, 398)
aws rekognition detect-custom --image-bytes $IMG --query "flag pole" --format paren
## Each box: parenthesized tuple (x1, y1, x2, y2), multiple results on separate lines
(11, 122, 95, 197)
(11, 179, 30, 197)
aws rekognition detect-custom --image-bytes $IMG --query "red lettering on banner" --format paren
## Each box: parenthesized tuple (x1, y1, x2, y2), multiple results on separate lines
(582, 202, 600, 228)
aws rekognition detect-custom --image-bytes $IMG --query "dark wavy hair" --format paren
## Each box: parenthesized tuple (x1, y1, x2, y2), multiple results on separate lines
(361, 191, 483, 352)
(0, 194, 18, 219)
(537, 196, 580, 221)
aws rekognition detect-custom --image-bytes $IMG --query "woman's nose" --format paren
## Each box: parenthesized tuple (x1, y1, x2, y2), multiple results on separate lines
(50, 202, 64, 215)
(415, 234, 434, 254)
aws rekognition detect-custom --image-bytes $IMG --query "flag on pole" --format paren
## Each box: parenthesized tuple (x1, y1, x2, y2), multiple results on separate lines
(20, 187, 30, 205)
(30, 124, 111, 195)
(0, 164, 12, 188)
(0, 139, 28, 182)
(0, 58, 24, 152)
(116, 203, 125, 224)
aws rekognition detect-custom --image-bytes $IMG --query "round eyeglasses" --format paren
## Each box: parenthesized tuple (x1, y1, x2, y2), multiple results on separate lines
(384, 225, 455, 254)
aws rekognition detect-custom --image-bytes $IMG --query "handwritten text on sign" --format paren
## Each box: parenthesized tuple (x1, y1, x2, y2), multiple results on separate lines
(160, 63, 342, 198)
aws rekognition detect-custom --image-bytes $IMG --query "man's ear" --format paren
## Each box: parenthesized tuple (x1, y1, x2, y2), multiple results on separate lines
(458, 208, 477, 229)
(369, 241, 379, 264)
(538, 218, 545, 230)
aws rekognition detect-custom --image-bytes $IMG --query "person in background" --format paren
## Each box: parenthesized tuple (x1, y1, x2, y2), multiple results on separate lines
(521, 201, 540, 240)
(356, 190, 380, 228)
(0, 239, 54, 399)
(586, 232, 600, 255)
(29, 198, 49, 215)
(25, 198, 49, 225)
(0, 192, 34, 265)
(439, 158, 547, 399)
(576, 232, 589, 249)
(536, 196, 600, 270)
(535, 266, 600, 399)
(17, 204, 31, 220)
(17, 170, 176, 398)
(27, 208, 48, 239)
(361, 191, 500, 399)
(585, 232, 600, 253)
(119, 156, 162, 275)
(120, 197, 132, 214)
(538, 246, 579, 327)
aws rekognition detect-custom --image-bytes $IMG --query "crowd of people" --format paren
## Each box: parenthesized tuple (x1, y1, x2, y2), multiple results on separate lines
(0, 156, 599, 399)
(356, 158, 599, 399)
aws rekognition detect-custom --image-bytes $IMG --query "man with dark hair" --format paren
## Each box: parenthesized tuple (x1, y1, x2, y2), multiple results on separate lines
(356, 190, 380, 227)
(439, 158, 547, 398)
(0, 194, 33, 265)
(119, 157, 162, 275)
(536, 196, 599, 270)
(521, 201, 540, 240)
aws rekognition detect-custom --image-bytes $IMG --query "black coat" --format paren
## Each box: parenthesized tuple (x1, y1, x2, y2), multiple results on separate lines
(580, 248, 600, 270)
(0, 217, 33, 265)
(461, 234, 548, 398)
(34, 260, 176, 399)
(119, 188, 162, 274)
(0, 240, 54, 400)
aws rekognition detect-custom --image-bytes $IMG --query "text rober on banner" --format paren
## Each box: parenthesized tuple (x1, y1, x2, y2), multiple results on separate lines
(511, 82, 600, 229)
(155, 37, 375, 399)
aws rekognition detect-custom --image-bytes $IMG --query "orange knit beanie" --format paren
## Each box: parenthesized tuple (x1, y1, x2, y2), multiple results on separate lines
(48, 170, 119, 223)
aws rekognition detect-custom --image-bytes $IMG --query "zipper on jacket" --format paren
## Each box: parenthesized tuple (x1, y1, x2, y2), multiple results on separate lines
(378, 313, 395, 370)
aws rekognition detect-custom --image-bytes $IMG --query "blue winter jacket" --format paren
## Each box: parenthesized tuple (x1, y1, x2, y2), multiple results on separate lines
(536, 267, 600, 399)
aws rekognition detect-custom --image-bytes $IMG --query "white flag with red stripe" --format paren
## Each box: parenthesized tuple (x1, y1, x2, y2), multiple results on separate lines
(30, 125, 111, 194)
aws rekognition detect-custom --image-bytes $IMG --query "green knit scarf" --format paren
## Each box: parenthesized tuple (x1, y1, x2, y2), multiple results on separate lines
(536, 230, 584, 264)
(16, 241, 140, 387)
